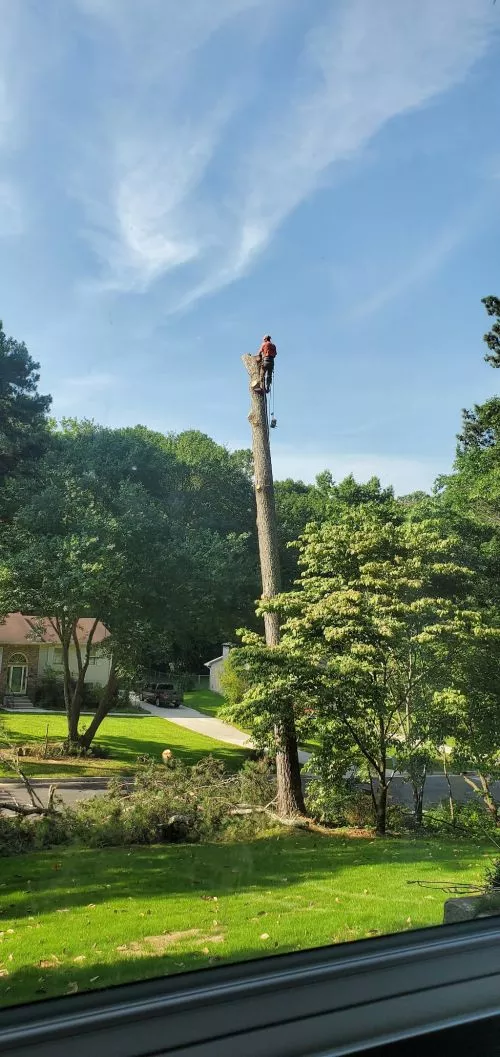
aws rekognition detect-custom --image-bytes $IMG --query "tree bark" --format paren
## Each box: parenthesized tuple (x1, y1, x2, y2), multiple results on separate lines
(242, 354, 305, 817)
(442, 752, 455, 826)
(79, 655, 117, 749)
(375, 782, 388, 836)
(409, 763, 427, 828)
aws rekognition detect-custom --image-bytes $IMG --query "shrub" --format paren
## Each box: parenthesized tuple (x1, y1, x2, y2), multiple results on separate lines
(424, 798, 499, 838)
(33, 670, 65, 710)
(33, 670, 101, 711)
(306, 777, 374, 829)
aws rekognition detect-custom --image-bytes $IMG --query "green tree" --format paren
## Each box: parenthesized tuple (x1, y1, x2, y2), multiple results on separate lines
(229, 506, 490, 834)
(0, 321, 51, 503)
(0, 423, 254, 746)
(482, 295, 500, 368)
(275, 473, 394, 590)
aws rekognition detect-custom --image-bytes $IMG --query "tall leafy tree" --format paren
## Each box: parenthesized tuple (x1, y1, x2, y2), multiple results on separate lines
(227, 506, 490, 834)
(0, 423, 254, 746)
(0, 321, 51, 503)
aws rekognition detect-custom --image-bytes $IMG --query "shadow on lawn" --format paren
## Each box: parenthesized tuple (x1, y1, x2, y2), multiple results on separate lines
(0, 833, 484, 924)
(0, 942, 298, 1009)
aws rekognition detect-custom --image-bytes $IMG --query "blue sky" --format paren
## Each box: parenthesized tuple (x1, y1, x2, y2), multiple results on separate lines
(1, 0, 499, 493)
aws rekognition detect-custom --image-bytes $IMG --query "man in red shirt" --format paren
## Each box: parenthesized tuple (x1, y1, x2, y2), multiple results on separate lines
(257, 334, 277, 393)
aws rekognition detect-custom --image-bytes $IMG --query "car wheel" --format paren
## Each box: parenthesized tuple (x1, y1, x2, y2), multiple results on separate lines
(174, 702, 180, 709)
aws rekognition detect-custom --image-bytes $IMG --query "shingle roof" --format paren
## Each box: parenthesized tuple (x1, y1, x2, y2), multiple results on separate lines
(0, 613, 109, 646)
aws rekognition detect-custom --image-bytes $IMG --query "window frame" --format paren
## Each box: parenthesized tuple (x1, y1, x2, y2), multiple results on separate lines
(2, 917, 500, 1057)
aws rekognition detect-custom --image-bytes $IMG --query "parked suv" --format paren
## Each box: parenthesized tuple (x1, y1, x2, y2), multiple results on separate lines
(140, 682, 183, 708)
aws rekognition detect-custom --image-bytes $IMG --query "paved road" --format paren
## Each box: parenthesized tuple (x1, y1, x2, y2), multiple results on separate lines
(1, 773, 497, 812)
(1, 695, 495, 810)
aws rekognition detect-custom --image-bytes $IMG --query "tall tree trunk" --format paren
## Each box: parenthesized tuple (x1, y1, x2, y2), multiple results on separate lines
(442, 751, 455, 826)
(79, 656, 117, 749)
(61, 636, 78, 742)
(412, 780, 424, 828)
(369, 772, 389, 836)
(409, 762, 427, 828)
(375, 783, 388, 836)
(242, 354, 305, 818)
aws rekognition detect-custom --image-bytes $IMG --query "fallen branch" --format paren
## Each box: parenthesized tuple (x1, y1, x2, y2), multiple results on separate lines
(0, 799, 59, 817)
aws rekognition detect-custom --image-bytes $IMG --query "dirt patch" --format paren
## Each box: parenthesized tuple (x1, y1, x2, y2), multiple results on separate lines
(115, 942, 143, 954)
(144, 929, 200, 952)
(115, 929, 224, 958)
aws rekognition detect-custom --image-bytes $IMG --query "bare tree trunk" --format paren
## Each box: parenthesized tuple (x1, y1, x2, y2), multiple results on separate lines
(375, 783, 388, 836)
(61, 634, 78, 742)
(369, 770, 389, 836)
(442, 751, 455, 826)
(242, 354, 305, 818)
(408, 761, 427, 828)
(79, 656, 117, 749)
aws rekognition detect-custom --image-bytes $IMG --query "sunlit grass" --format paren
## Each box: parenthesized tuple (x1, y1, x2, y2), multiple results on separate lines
(0, 831, 489, 1007)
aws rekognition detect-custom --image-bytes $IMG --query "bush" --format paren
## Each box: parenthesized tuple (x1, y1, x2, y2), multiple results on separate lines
(33, 670, 101, 711)
(33, 670, 65, 710)
(306, 777, 374, 828)
(424, 798, 499, 838)
(485, 858, 500, 890)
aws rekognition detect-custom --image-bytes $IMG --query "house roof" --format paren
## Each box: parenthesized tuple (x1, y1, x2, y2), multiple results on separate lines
(0, 613, 110, 646)
(204, 655, 223, 668)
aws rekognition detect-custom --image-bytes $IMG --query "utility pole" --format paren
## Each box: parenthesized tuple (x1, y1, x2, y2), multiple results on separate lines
(242, 354, 305, 817)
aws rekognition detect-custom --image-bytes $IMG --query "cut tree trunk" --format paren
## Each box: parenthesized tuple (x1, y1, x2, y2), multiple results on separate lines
(242, 353, 305, 818)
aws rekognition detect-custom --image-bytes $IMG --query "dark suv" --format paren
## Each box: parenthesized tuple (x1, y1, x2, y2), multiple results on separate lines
(140, 683, 183, 708)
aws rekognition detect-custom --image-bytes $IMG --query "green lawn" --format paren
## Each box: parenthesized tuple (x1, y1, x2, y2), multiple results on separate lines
(0, 713, 249, 777)
(0, 831, 490, 1007)
(184, 688, 227, 718)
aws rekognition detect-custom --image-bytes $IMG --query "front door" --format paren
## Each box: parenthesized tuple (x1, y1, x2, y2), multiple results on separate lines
(8, 665, 27, 694)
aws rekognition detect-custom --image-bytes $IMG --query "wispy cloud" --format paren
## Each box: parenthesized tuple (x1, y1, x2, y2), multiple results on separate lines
(162, 0, 496, 309)
(4, 0, 494, 306)
(346, 194, 492, 320)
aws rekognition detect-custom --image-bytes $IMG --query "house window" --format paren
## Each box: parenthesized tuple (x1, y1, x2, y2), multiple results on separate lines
(53, 648, 63, 666)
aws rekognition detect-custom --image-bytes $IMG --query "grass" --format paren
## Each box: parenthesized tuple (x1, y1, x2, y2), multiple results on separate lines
(0, 830, 490, 1007)
(184, 688, 229, 718)
(0, 713, 249, 777)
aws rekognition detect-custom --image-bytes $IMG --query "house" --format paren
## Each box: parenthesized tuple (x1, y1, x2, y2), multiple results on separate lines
(204, 643, 231, 695)
(0, 613, 111, 704)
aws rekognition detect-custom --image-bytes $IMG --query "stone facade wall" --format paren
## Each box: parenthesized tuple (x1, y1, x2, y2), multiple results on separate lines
(0, 644, 40, 697)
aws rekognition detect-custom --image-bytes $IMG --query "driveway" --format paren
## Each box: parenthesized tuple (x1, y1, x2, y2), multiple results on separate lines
(134, 696, 310, 765)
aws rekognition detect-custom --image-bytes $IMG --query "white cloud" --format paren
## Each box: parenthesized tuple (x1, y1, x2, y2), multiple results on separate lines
(177, 0, 496, 307)
(271, 448, 445, 496)
(346, 196, 490, 320)
(67, 0, 496, 301)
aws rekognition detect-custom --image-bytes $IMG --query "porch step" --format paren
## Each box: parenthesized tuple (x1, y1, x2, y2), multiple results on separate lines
(2, 695, 33, 710)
